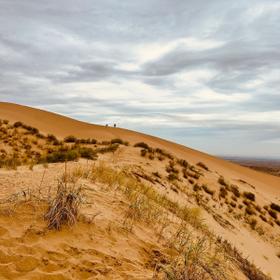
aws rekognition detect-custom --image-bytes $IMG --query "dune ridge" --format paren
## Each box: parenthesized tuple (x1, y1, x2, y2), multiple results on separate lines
(1, 102, 279, 198)
(0, 101, 280, 279)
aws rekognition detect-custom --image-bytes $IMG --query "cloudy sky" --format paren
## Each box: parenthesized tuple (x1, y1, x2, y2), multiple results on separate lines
(1, 0, 280, 158)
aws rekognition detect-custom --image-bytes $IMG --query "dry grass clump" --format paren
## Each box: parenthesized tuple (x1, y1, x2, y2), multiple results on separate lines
(64, 135, 98, 145)
(245, 206, 256, 216)
(122, 191, 165, 232)
(267, 209, 277, 219)
(64, 135, 77, 143)
(243, 192, 255, 202)
(259, 214, 267, 223)
(152, 171, 161, 178)
(247, 218, 257, 230)
(270, 203, 280, 212)
(202, 184, 215, 196)
(167, 173, 179, 181)
(0, 120, 101, 168)
(44, 178, 83, 230)
(78, 146, 97, 159)
(86, 163, 205, 231)
(230, 201, 236, 208)
(111, 138, 129, 145)
(184, 169, 200, 180)
(188, 178, 194, 184)
(220, 239, 272, 280)
(134, 142, 150, 150)
(166, 161, 179, 174)
(193, 184, 202, 192)
(196, 161, 209, 171)
(95, 143, 119, 154)
(219, 187, 228, 198)
(229, 184, 240, 198)
(135, 144, 174, 161)
(155, 148, 174, 160)
(157, 235, 229, 280)
(0, 154, 21, 169)
(218, 176, 228, 187)
(149, 154, 155, 160)
(177, 159, 189, 168)
(140, 149, 147, 157)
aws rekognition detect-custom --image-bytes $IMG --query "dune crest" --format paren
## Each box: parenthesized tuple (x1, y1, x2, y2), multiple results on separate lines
(0, 102, 279, 279)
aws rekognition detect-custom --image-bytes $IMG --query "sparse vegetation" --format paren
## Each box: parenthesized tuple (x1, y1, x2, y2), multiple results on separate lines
(177, 159, 189, 168)
(243, 192, 255, 202)
(95, 143, 119, 154)
(157, 235, 228, 280)
(193, 184, 201, 192)
(229, 184, 240, 197)
(78, 147, 97, 160)
(219, 187, 228, 198)
(202, 184, 215, 196)
(155, 148, 174, 160)
(218, 176, 228, 187)
(64, 135, 77, 143)
(45, 177, 83, 230)
(245, 206, 256, 216)
(111, 138, 127, 145)
(167, 173, 178, 181)
(270, 203, 280, 213)
(248, 218, 257, 230)
(0, 115, 277, 280)
(220, 239, 272, 280)
(197, 161, 209, 171)
(134, 142, 150, 150)
(152, 172, 161, 178)
(268, 209, 277, 219)
(230, 201, 236, 208)
(44, 149, 79, 163)
(140, 149, 147, 157)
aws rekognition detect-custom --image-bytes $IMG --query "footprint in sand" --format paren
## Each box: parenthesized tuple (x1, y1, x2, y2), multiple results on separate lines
(39, 258, 66, 273)
(14, 255, 39, 272)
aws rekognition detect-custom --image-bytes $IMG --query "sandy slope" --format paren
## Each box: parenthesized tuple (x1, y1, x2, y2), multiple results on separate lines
(1, 102, 280, 199)
(0, 102, 280, 279)
(0, 162, 157, 279)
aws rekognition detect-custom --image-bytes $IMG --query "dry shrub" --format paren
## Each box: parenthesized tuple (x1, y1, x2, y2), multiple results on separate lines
(202, 184, 215, 196)
(218, 176, 228, 187)
(44, 178, 83, 230)
(243, 192, 255, 202)
(186, 170, 200, 180)
(220, 239, 272, 280)
(196, 161, 209, 171)
(229, 185, 240, 198)
(270, 203, 280, 212)
(245, 206, 256, 216)
(268, 209, 277, 219)
(122, 191, 164, 232)
(134, 142, 150, 149)
(87, 163, 205, 231)
(157, 234, 229, 280)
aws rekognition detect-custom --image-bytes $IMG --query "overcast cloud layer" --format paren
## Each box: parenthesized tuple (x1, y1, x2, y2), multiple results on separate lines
(1, 0, 280, 157)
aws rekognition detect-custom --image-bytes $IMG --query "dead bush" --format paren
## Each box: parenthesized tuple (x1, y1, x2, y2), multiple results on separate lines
(196, 161, 209, 171)
(218, 176, 228, 187)
(270, 203, 280, 213)
(44, 178, 83, 230)
(268, 209, 277, 219)
(243, 192, 255, 202)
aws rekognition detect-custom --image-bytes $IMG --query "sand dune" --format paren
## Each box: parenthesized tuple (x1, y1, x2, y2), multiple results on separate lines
(1, 102, 279, 199)
(0, 102, 280, 279)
